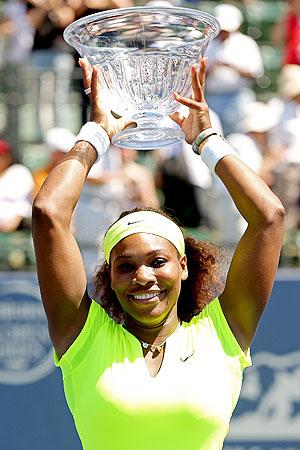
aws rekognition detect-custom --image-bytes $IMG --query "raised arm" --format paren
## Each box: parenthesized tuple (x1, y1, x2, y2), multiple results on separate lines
(32, 60, 130, 356)
(171, 60, 285, 352)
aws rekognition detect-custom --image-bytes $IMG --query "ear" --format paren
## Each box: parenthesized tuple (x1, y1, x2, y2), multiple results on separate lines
(179, 255, 188, 281)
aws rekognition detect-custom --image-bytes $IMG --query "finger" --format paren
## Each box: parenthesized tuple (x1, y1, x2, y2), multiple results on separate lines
(174, 92, 202, 111)
(120, 117, 137, 130)
(197, 57, 207, 96)
(91, 66, 102, 104)
(111, 110, 122, 119)
(191, 64, 202, 102)
(79, 57, 92, 84)
(169, 111, 185, 127)
(79, 57, 92, 90)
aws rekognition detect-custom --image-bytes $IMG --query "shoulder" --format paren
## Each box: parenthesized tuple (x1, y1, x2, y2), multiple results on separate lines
(227, 132, 254, 147)
(9, 164, 34, 183)
(1, 164, 34, 191)
(234, 32, 260, 49)
(228, 32, 258, 50)
(226, 133, 262, 171)
(10, 164, 32, 175)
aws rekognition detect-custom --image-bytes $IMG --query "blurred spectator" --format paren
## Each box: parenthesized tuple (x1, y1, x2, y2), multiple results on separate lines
(25, 0, 134, 134)
(33, 126, 76, 195)
(27, 0, 77, 135)
(274, 64, 300, 127)
(86, 146, 159, 209)
(75, 145, 159, 270)
(77, 0, 133, 124)
(270, 117, 300, 231)
(155, 106, 223, 228)
(272, 0, 300, 66)
(268, 64, 300, 150)
(206, 101, 280, 245)
(205, 3, 263, 136)
(0, 140, 34, 232)
(0, 0, 34, 66)
(231, 101, 282, 185)
(117, 147, 160, 208)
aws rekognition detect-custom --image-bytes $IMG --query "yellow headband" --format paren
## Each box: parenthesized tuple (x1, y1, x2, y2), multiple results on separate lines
(103, 211, 185, 263)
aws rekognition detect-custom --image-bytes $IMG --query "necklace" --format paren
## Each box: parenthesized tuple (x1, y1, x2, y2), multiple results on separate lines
(140, 339, 167, 353)
(139, 322, 181, 353)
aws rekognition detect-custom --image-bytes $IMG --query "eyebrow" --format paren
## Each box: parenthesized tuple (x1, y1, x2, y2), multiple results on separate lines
(114, 248, 169, 261)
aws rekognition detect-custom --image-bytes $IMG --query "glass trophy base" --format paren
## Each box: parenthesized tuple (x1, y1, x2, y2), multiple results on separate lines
(112, 126, 185, 150)
(112, 112, 185, 149)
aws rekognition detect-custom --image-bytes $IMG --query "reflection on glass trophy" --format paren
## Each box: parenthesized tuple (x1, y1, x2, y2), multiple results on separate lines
(64, 7, 220, 149)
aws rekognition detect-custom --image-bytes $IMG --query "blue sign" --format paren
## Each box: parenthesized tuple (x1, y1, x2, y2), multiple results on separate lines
(0, 270, 299, 450)
(0, 273, 81, 450)
(0, 278, 53, 384)
(225, 271, 300, 450)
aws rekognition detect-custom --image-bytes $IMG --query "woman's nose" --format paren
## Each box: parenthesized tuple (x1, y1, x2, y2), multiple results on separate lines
(132, 265, 156, 285)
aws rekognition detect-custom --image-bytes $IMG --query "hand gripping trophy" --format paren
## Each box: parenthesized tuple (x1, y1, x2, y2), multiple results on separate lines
(64, 6, 220, 149)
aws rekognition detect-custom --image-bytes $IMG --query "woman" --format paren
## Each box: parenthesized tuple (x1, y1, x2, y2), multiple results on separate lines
(32, 58, 285, 450)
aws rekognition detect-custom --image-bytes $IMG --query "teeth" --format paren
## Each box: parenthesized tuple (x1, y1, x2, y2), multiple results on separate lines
(133, 292, 161, 300)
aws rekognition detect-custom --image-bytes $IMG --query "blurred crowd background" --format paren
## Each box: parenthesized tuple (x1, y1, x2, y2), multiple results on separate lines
(0, 0, 300, 272)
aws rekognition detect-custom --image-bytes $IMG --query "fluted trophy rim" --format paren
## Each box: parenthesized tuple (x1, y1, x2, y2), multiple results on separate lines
(63, 6, 220, 50)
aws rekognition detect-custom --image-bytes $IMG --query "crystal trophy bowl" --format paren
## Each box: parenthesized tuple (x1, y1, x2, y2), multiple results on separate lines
(64, 6, 220, 149)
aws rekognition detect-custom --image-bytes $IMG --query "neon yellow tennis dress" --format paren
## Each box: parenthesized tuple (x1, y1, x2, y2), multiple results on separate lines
(55, 298, 251, 450)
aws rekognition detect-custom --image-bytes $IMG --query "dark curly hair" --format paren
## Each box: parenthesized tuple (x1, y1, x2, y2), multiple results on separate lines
(92, 207, 227, 323)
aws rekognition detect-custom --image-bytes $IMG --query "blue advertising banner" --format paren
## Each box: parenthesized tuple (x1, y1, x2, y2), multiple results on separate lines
(0, 269, 299, 450)
(225, 270, 300, 450)
(0, 272, 81, 450)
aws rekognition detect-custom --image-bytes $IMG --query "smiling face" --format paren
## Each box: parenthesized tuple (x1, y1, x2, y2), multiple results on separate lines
(109, 233, 188, 327)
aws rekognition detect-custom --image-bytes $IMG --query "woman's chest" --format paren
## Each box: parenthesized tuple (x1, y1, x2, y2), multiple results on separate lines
(75, 336, 240, 421)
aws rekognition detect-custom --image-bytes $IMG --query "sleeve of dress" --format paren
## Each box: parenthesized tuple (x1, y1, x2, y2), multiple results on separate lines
(201, 298, 252, 371)
(54, 300, 111, 369)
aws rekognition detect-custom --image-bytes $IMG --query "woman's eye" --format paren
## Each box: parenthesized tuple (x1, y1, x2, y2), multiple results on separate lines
(117, 262, 134, 271)
(152, 258, 166, 268)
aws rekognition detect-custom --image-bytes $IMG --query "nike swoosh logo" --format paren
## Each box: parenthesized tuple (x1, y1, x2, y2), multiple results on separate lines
(127, 220, 145, 225)
(180, 352, 194, 362)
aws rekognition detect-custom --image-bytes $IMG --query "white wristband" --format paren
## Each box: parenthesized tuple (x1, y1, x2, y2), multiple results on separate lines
(201, 135, 238, 172)
(76, 122, 110, 160)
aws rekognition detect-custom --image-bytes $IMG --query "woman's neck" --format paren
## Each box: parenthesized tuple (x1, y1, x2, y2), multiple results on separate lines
(124, 310, 180, 346)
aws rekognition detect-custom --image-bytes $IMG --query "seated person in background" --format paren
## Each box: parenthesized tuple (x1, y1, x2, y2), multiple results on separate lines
(271, 0, 300, 66)
(33, 127, 76, 196)
(205, 3, 263, 136)
(154, 106, 223, 228)
(75, 144, 160, 271)
(0, 140, 34, 232)
(87, 145, 159, 209)
(273, 64, 300, 132)
(206, 101, 281, 245)
(118, 147, 159, 208)
(270, 117, 300, 231)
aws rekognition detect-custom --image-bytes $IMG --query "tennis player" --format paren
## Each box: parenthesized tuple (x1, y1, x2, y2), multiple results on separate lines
(32, 58, 285, 450)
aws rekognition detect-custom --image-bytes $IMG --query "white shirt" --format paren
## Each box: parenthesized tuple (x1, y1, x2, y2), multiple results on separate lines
(0, 164, 34, 226)
(206, 32, 264, 94)
(157, 107, 223, 189)
(207, 133, 263, 244)
(3, 0, 34, 65)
